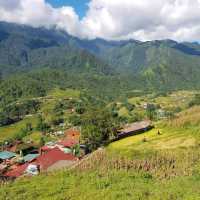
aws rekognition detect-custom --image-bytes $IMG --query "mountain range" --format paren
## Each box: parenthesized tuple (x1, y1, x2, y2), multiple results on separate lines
(1, 21, 200, 92)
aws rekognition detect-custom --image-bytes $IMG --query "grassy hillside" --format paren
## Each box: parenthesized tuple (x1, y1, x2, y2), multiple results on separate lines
(109, 105, 200, 156)
(1, 167, 200, 200)
(0, 115, 38, 142)
(1, 106, 200, 199)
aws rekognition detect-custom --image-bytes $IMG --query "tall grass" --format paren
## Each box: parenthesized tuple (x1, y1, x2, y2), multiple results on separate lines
(73, 147, 200, 179)
(168, 106, 200, 128)
(1, 147, 200, 200)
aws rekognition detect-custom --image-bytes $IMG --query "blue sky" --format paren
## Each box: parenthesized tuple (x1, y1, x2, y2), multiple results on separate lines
(46, 0, 90, 19)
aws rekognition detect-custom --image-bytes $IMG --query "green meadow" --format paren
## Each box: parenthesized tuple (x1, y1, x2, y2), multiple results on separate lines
(0, 116, 38, 142)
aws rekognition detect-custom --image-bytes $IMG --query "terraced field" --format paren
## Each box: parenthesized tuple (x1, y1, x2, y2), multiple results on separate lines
(109, 106, 200, 156)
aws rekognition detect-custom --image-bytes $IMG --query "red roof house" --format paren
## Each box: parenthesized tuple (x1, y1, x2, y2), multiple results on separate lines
(5, 148, 78, 177)
(33, 147, 78, 171)
(5, 163, 29, 178)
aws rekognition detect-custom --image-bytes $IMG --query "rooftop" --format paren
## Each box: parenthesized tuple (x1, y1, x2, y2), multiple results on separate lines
(5, 163, 29, 178)
(23, 154, 39, 162)
(0, 151, 16, 160)
(33, 147, 78, 171)
(119, 120, 152, 135)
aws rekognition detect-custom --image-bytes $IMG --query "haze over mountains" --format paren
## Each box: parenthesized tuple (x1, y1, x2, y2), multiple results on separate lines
(1, 21, 200, 91)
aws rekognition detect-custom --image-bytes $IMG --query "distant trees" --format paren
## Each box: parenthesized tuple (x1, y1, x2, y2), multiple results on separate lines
(0, 100, 40, 126)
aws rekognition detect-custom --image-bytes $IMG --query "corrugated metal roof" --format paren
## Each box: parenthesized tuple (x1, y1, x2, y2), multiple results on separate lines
(0, 151, 16, 160)
(23, 154, 39, 162)
(119, 120, 152, 135)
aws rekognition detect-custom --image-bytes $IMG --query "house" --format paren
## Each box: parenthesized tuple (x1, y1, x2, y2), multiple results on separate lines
(32, 147, 78, 172)
(23, 154, 39, 162)
(6, 142, 38, 155)
(0, 151, 16, 162)
(118, 120, 153, 139)
(5, 148, 78, 178)
(5, 140, 23, 152)
(40, 142, 57, 154)
(4, 154, 39, 178)
(4, 163, 29, 178)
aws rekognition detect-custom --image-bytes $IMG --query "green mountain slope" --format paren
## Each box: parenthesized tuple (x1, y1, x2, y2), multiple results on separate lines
(84, 39, 200, 90)
(0, 22, 111, 76)
(1, 22, 200, 92)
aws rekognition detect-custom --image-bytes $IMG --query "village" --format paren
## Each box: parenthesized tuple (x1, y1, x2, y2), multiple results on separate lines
(0, 121, 153, 181)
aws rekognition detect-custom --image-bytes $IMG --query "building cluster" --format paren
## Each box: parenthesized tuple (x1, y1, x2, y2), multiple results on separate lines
(0, 121, 153, 182)
(0, 128, 85, 179)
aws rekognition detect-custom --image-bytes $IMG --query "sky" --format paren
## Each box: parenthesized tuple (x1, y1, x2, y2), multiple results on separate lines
(0, 0, 200, 42)
(46, 0, 89, 19)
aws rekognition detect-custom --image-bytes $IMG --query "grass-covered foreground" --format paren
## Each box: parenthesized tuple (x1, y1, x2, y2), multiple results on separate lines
(1, 145, 200, 200)
(1, 168, 200, 200)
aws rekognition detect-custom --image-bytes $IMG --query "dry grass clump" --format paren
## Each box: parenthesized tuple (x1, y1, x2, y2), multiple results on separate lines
(73, 147, 200, 179)
(168, 106, 200, 128)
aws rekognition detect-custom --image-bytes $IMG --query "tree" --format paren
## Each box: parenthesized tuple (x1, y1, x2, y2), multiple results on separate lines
(36, 115, 49, 133)
(39, 137, 45, 146)
(146, 103, 157, 120)
(80, 108, 119, 151)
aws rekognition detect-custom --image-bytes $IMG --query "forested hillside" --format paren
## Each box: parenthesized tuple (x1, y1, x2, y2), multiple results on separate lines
(1, 22, 200, 93)
(1, 22, 200, 122)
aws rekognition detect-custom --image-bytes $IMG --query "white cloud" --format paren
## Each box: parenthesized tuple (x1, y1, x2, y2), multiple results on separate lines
(0, 0, 200, 41)
(0, 0, 81, 36)
(81, 0, 200, 41)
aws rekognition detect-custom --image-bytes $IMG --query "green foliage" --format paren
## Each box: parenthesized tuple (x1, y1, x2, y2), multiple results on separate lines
(81, 109, 119, 151)
(39, 136, 45, 147)
(0, 115, 38, 142)
(188, 94, 200, 107)
(146, 104, 157, 120)
(14, 127, 30, 141)
(0, 100, 40, 126)
(36, 115, 50, 133)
